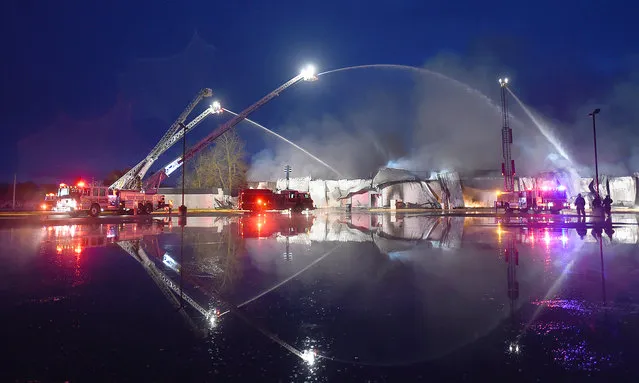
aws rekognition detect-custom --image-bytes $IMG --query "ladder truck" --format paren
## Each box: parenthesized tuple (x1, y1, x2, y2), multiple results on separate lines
(54, 88, 222, 217)
(495, 77, 525, 213)
(141, 65, 318, 194)
(494, 79, 569, 214)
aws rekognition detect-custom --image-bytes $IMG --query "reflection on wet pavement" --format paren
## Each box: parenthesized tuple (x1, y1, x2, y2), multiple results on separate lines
(1, 212, 639, 381)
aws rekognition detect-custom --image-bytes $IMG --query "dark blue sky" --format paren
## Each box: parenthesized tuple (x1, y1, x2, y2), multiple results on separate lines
(2, 0, 637, 183)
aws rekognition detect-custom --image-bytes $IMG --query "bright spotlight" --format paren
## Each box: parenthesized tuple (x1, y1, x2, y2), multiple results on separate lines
(499, 77, 509, 87)
(301, 65, 317, 81)
(211, 100, 222, 114)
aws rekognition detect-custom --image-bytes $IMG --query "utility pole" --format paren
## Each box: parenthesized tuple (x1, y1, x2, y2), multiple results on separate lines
(284, 165, 292, 190)
(588, 108, 601, 196)
(178, 122, 188, 222)
(12, 173, 16, 210)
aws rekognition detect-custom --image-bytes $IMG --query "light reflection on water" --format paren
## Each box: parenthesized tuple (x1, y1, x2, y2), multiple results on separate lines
(2, 212, 639, 380)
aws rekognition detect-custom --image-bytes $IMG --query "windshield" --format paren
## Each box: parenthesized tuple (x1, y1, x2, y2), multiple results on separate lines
(58, 186, 83, 198)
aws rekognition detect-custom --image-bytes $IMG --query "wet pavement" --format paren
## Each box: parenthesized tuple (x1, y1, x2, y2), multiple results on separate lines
(1, 211, 639, 382)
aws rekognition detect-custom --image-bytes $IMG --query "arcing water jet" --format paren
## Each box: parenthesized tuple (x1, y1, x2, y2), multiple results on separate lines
(225, 109, 344, 178)
(505, 88, 574, 166)
(319, 64, 504, 116)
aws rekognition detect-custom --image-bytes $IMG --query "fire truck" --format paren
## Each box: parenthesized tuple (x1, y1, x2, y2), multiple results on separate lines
(54, 181, 166, 217)
(238, 189, 315, 212)
(497, 183, 569, 214)
(494, 78, 569, 214)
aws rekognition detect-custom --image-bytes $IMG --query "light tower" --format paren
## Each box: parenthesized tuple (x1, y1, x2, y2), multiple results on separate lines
(499, 77, 515, 193)
(284, 164, 292, 190)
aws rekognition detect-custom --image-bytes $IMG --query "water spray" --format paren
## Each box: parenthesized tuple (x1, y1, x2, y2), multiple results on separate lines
(505, 88, 574, 165)
(318, 64, 503, 116)
(505, 88, 583, 194)
(224, 109, 344, 178)
(319, 64, 580, 180)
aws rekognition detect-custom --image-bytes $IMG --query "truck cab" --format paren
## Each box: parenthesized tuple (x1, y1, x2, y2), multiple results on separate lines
(238, 189, 275, 211)
(531, 186, 569, 213)
(496, 185, 569, 214)
(279, 189, 314, 212)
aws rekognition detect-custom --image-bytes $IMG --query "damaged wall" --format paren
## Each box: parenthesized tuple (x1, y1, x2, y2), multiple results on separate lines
(250, 168, 639, 209)
(380, 181, 440, 208)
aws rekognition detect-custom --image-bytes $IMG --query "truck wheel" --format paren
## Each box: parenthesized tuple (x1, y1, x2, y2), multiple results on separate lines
(89, 204, 101, 217)
(145, 202, 153, 215)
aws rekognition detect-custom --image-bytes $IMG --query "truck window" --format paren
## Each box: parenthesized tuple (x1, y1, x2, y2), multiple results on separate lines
(93, 188, 99, 197)
(100, 188, 106, 197)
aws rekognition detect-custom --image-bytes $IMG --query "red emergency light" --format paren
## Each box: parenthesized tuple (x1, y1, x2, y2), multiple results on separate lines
(77, 181, 86, 188)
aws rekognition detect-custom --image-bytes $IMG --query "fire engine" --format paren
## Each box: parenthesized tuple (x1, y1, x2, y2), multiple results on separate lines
(527, 184, 570, 213)
(497, 183, 569, 214)
(238, 189, 315, 212)
(54, 181, 166, 217)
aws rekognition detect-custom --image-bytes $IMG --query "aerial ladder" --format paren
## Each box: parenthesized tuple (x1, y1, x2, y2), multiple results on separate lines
(110, 88, 216, 191)
(142, 66, 318, 193)
(495, 77, 522, 212)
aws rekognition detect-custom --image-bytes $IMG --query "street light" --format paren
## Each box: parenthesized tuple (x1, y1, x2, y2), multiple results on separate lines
(588, 108, 601, 196)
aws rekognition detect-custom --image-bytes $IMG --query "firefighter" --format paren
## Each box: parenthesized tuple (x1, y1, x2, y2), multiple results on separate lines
(602, 195, 613, 217)
(574, 193, 586, 221)
(592, 194, 601, 210)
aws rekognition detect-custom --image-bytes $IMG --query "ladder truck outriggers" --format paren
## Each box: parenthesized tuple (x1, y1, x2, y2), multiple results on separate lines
(495, 78, 569, 214)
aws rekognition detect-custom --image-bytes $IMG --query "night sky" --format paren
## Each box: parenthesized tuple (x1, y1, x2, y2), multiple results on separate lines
(2, 1, 637, 184)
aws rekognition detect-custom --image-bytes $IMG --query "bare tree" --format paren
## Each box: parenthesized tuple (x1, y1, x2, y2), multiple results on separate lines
(184, 129, 247, 194)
